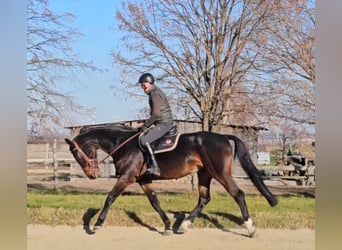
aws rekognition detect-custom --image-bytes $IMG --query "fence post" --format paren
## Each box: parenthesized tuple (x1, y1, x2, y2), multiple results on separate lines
(191, 174, 195, 192)
(53, 139, 58, 190)
(45, 143, 49, 169)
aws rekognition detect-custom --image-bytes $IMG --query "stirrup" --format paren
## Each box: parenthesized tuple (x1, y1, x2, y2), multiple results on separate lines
(143, 164, 160, 177)
(140, 168, 160, 180)
(149, 166, 160, 176)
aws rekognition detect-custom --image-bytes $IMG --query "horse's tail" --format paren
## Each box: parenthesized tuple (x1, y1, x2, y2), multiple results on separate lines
(226, 134, 278, 207)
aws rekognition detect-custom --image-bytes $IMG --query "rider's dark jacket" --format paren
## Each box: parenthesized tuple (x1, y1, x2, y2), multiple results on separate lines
(144, 85, 173, 128)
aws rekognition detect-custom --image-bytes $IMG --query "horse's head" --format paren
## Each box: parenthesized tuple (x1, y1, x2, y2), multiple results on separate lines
(65, 138, 101, 179)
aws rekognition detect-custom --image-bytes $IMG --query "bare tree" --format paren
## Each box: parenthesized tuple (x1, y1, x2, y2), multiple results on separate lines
(253, 0, 315, 126)
(113, 0, 274, 131)
(27, 0, 98, 138)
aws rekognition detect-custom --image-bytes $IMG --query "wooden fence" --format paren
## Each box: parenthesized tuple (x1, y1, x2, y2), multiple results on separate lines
(28, 139, 86, 189)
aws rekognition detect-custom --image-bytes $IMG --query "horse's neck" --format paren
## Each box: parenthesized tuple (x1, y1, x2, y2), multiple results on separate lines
(96, 131, 134, 152)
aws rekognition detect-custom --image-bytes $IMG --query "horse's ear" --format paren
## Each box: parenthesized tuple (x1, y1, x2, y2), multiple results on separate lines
(65, 138, 73, 146)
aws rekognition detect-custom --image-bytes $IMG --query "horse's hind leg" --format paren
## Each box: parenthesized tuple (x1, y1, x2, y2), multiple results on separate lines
(139, 183, 172, 235)
(178, 168, 212, 234)
(216, 175, 256, 237)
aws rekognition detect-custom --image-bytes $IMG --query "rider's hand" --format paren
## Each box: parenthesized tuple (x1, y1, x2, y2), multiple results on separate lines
(138, 125, 147, 132)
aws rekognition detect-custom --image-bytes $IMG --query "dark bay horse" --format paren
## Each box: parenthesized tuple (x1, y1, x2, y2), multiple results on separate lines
(65, 125, 278, 237)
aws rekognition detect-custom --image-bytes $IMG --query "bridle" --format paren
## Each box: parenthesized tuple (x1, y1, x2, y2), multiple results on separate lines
(71, 131, 142, 176)
(71, 140, 99, 177)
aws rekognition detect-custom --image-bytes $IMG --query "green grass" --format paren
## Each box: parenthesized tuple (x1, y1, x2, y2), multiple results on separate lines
(27, 190, 315, 229)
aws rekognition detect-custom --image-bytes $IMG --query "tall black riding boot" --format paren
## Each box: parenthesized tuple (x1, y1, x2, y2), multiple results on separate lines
(144, 142, 160, 176)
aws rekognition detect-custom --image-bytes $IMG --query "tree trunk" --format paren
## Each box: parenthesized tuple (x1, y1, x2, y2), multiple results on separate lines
(202, 111, 210, 132)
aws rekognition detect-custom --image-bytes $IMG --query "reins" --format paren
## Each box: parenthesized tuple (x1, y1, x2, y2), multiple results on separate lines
(98, 131, 142, 164)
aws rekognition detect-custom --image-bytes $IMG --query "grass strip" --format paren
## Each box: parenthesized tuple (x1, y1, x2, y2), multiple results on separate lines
(27, 190, 315, 229)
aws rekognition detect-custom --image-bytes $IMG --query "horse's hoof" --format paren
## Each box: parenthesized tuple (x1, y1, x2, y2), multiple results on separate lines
(176, 227, 187, 234)
(92, 225, 102, 233)
(249, 228, 257, 238)
(244, 218, 256, 237)
(162, 229, 173, 236)
(177, 220, 191, 234)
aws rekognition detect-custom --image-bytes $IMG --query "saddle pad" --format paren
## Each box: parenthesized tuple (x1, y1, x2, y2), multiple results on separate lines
(154, 134, 181, 154)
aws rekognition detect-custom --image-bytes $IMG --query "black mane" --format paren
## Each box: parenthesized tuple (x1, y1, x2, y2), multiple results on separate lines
(79, 124, 137, 135)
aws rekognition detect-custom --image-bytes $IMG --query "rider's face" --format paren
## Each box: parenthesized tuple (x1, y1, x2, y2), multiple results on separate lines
(140, 82, 152, 93)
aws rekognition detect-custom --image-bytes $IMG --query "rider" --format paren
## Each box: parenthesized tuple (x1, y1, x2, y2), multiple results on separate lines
(138, 72, 174, 177)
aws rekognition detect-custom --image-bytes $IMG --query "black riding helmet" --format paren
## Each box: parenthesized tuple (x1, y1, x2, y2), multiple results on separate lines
(138, 73, 155, 84)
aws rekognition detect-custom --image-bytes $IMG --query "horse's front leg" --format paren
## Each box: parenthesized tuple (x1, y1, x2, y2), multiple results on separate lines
(140, 183, 172, 235)
(92, 178, 132, 233)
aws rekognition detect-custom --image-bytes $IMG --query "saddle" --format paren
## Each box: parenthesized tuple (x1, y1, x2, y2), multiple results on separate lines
(141, 125, 181, 154)
(153, 125, 181, 154)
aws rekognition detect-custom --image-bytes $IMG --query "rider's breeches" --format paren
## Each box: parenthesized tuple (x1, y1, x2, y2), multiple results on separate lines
(140, 122, 173, 145)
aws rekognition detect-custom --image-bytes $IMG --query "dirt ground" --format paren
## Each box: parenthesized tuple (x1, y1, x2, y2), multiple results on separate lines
(27, 178, 315, 250)
(27, 225, 314, 250)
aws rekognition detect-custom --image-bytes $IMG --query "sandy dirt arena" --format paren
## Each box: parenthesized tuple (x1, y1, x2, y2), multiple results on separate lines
(27, 178, 315, 250)
(27, 225, 314, 250)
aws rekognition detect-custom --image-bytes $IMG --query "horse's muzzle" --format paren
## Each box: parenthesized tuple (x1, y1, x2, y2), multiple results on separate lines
(83, 161, 101, 179)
